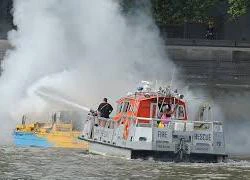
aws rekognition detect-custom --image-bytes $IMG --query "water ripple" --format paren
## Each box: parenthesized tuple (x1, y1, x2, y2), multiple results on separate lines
(0, 146, 250, 179)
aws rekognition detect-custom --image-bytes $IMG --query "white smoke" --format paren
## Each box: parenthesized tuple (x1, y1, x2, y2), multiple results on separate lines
(0, 0, 175, 142)
(216, 92, 250, 155)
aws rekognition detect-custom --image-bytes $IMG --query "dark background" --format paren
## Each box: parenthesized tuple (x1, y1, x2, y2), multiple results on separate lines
(0, 0, 13, 39)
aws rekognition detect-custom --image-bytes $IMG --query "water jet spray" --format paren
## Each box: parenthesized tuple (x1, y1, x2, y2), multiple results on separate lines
(35, 90, 90, 112)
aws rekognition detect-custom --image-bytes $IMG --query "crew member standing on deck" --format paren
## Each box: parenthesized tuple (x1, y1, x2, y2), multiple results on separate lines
(97, 98, 113, 118)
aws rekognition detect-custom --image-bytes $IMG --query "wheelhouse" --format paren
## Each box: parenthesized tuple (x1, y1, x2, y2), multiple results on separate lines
(113, 92, 187, 126)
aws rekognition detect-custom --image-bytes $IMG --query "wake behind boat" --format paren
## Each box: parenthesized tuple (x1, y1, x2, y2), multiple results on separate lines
(78, 81, 227, 162)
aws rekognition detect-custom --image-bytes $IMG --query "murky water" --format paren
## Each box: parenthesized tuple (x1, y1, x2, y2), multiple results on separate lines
(1, 146, 250, 180)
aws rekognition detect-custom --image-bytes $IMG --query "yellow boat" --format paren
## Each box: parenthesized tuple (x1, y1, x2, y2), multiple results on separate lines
(14, 112, 88, 149)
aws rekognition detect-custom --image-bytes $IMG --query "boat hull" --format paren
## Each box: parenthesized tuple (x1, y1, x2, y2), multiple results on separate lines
(88, 140, 132, 159)
(78, 137, 227, 162)
(14, 132, 53, 148)
(14, 131, 88, 149)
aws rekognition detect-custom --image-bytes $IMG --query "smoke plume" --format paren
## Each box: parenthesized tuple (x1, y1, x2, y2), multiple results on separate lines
(0, 0, 175, 142)
(217, 92, 250, 155)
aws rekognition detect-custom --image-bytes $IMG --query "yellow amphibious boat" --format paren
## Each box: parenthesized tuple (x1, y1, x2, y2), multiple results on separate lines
(14, 112, 88, 149)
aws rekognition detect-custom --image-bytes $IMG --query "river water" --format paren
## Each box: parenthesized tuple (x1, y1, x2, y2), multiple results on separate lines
(0, 146, 250, 180)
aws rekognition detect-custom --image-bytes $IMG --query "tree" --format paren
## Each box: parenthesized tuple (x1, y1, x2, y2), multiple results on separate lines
(120, 0, 250, 25)
(151, 0, 219, 25)
(228, 0, 250, 18)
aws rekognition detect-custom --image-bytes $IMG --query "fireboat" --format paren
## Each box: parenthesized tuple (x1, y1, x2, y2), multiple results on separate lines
(78, 81, 227, 162)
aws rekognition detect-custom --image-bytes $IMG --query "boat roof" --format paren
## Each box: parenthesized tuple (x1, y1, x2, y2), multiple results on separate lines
(117, 91, 185, 103)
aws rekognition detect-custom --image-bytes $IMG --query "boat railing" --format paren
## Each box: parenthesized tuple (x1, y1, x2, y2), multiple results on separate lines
(135, 117, 222, 132)
(89, 114, 222, 132)
(89, 115, 117, 130)
(136, 116, 222, 124)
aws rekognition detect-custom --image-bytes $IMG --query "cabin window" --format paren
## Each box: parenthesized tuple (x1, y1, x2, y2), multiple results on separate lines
(157, 103, 171, 118)
(158, 103, 170, 113)
(123, 102, 130, 112)
(176, 105, 185, 119)
(150, 103, 158, 118)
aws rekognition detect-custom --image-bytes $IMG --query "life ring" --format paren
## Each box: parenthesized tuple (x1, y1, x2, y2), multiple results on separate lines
(123, 120, 129, 140)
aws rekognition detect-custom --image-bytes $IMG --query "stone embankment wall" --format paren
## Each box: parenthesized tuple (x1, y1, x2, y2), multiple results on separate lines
(0, 39, 10, 61)
(0, 40, 11, 74)
(166, 41, 250, 89)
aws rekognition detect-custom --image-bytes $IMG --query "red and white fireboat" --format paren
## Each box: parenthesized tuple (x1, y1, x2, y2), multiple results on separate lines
(78, 81, 227, 162)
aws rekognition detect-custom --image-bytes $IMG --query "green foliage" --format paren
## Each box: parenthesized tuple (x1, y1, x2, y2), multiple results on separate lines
(119, 0, 250, 25)
(228, 0, 250, 18)
(151, 0, 219, 24)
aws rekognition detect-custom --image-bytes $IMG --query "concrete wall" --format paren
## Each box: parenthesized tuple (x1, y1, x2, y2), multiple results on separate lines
(0, 0, 12, 39)
(223, 12, 250, 41)
(167, 45, 250, 61)
(167, 45, 250, 87)
(0, 40, 11, 73)
(0, 39, 10, 58)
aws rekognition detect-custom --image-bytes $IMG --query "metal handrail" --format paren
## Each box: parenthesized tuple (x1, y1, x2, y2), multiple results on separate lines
(92, 115, 222, 124)
(136, 116, 222, 124)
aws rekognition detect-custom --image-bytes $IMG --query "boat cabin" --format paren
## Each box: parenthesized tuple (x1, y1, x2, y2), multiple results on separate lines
(91, 85, 188, 141)
(113, 92, 187, 126)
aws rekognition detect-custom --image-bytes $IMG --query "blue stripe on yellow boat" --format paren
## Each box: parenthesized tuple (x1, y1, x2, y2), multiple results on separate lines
(14, 131, 53, 148)
(14, 123, 88, 149)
